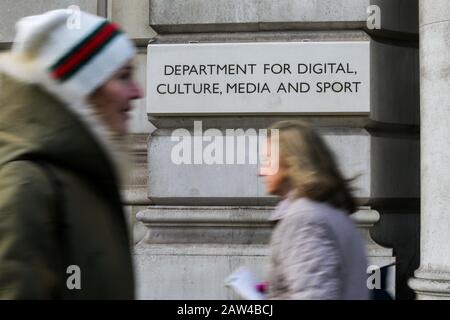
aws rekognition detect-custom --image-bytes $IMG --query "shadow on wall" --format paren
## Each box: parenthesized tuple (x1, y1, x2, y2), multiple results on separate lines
(370, 208, 420, 300)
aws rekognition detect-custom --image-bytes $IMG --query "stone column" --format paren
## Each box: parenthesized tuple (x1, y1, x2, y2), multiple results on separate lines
(408, 0, 450, 299)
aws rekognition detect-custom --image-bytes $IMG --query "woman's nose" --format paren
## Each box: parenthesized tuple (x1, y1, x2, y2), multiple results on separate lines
(131, 81, 144, 100)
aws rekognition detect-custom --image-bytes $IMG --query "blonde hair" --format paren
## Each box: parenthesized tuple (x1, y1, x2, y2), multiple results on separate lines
(270, 120, 358, 214)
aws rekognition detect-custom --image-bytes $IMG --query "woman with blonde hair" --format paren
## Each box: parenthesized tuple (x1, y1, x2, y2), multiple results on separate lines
(259, 120, 368, 300)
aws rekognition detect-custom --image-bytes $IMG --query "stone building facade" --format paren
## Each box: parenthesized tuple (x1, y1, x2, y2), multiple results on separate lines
(0, 0, 447, 300)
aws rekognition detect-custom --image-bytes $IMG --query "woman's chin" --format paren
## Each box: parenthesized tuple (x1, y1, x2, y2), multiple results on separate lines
(266, 187, 279, 196)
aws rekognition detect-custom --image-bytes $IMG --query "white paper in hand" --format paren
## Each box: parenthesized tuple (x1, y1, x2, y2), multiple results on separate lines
(224, 266, 266, 300)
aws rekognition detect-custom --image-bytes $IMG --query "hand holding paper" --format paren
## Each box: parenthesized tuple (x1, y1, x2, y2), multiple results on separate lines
(224, 266, 267, 300)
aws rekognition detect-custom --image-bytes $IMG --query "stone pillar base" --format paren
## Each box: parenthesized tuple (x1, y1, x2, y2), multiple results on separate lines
(409, 270, 450, 300)
(134, 206, 395, 299)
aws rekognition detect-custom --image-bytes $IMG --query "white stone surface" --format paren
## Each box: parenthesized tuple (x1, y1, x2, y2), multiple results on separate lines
(149, 0, 369, 32)
(134, 244, 269, 300)
(0, 0, 98, 43)
(137, 206, 273, 245)
(420, 5, 450, 272)
(147, 124, 419, 205)
(418, 0, 449, 27)
(134, 206, 395, 299)
(122, 134, 151, 204)
(149, 0, 418, 34)
(134, 243, 395, 299)
(147, 127, 371, 204)
(147, 42, 370, 115)
(108, 0, 157, 42)
(409, 0, 450, 299)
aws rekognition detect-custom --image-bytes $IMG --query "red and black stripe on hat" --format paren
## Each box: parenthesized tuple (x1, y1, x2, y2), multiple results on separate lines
(50, 21, 122, 82)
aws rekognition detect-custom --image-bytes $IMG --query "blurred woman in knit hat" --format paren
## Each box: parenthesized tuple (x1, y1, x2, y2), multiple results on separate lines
(259, 120, 368, 300)
(0, 9, 142, 299)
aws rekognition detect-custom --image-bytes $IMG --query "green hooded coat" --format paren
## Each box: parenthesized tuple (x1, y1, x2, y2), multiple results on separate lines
(0, 73, 134, 299)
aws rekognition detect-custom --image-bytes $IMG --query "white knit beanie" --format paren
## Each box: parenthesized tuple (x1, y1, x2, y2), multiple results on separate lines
(9, 9, 136, 102)
(0, 9, 137, 186)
